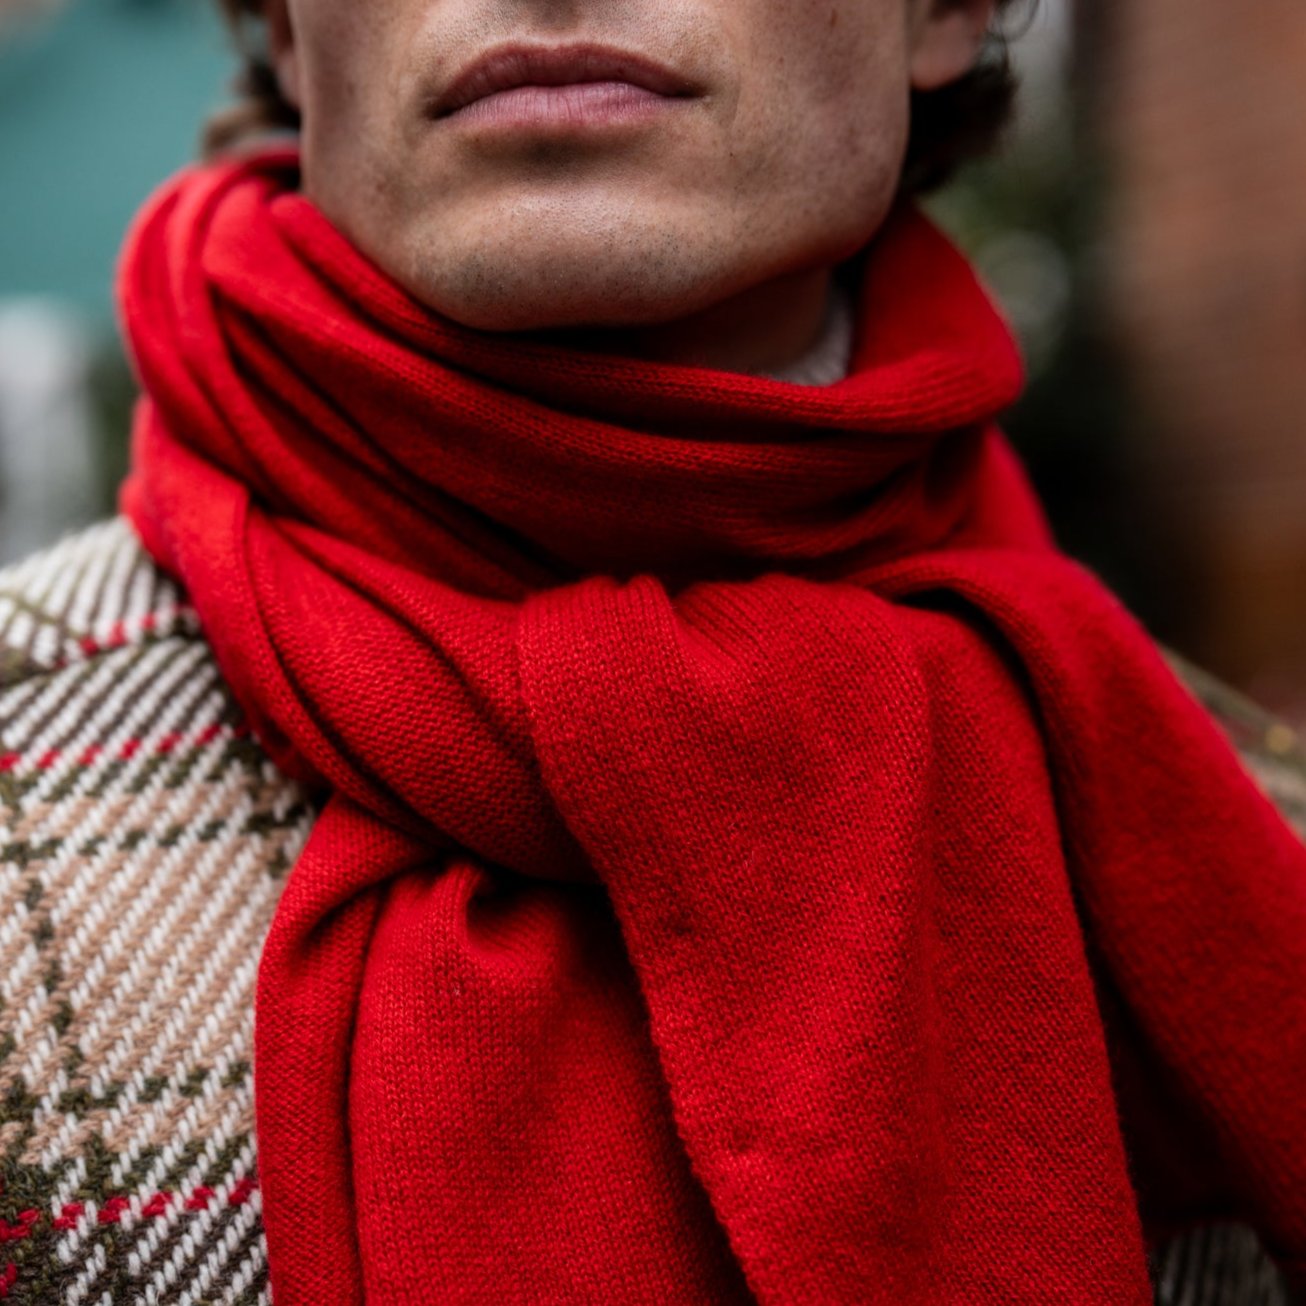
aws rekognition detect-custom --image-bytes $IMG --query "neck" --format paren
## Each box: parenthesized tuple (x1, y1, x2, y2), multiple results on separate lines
(520, 266, 836, 375)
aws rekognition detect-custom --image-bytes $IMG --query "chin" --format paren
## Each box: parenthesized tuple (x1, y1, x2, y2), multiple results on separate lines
(425, 285, 712, 333)
(384, 209, 751, 333)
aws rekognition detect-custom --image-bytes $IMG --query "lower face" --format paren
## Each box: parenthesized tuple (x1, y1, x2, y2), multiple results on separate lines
(282, 0, 918, 333)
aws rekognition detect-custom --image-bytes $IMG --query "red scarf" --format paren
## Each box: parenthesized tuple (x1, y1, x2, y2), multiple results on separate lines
(117, 148, 1306, 1303)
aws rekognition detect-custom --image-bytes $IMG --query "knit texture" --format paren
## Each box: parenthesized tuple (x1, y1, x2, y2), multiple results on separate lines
(109, 147, 1306, 1304)
(1, 520, 1303, 1304)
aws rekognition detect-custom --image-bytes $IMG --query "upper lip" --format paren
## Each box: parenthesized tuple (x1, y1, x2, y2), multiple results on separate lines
(431, 42, 700, 118)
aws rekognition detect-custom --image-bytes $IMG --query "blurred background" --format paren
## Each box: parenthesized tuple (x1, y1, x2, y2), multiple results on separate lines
(1, 0, 1304, 717)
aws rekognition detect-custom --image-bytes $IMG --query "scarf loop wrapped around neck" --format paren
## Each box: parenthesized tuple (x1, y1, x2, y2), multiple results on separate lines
(116, 148, 1306, 1304)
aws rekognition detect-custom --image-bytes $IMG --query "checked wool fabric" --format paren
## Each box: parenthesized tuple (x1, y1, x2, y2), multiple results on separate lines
(0, 520, 316, 1303)
(106, 146, 1306, 1304)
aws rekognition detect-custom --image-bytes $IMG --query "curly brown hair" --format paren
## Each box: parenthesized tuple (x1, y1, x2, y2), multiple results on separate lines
(203, 0, 1029, 195)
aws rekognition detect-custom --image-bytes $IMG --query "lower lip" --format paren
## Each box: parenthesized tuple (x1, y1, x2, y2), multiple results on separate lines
(441, 81, 681, 131)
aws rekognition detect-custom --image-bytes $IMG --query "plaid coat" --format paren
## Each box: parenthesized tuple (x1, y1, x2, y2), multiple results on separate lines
(2, 519, 1303, 1305)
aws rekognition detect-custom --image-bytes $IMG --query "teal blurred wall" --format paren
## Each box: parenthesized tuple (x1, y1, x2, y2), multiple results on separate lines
(0, 0, 232, 317)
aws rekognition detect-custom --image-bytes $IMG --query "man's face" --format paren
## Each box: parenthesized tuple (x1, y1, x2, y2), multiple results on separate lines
(269, 0, 990, 334)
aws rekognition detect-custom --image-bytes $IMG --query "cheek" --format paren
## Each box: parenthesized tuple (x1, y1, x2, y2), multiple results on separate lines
(292, 4, 405, 164)
(726, 5, 912, 249)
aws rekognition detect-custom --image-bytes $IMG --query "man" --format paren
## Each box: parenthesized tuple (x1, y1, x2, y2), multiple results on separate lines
(2, 1, 1304, 1303)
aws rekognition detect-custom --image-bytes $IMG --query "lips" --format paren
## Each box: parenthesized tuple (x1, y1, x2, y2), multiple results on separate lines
(431, 42, 700, 119)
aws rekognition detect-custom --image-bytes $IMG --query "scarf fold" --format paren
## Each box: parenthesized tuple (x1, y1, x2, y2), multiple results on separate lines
(117, 147, 1306, 1304)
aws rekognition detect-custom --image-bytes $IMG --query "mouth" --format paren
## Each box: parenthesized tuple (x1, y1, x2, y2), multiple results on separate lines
(429, 41, 702, 126)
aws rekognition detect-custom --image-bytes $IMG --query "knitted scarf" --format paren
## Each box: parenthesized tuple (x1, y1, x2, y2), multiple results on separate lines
(117, 147, 1306, 1304)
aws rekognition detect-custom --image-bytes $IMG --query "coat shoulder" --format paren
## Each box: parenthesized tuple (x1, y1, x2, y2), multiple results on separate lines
(0, 519, 312, 1304)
